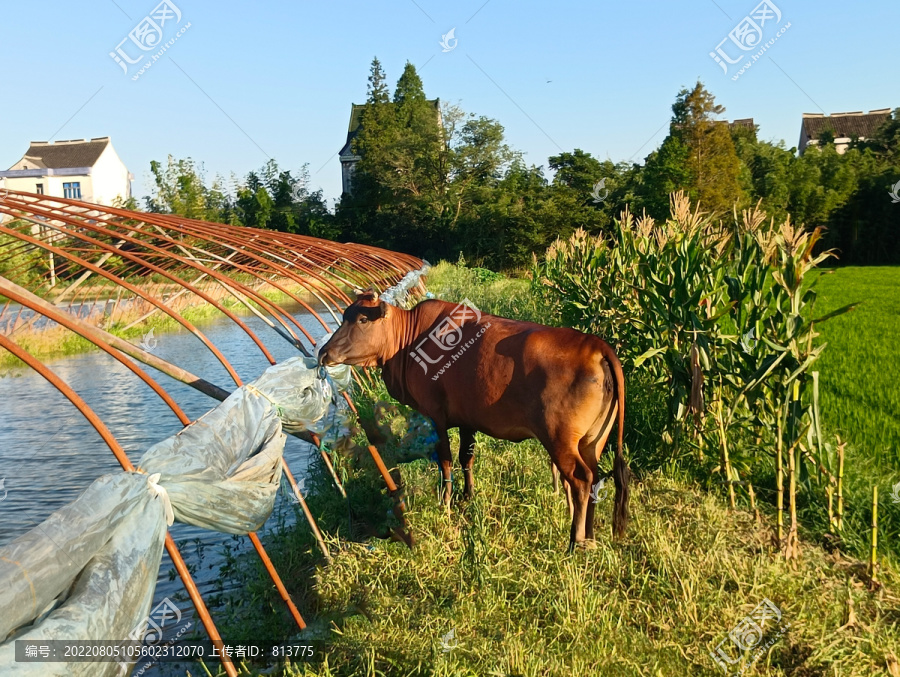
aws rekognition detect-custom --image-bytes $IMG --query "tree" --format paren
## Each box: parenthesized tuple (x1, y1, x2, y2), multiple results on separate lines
(145, 156, 231, 222)
(639, 135, 691, 219)
(731, 126, 795, 224)
(639, 82, 744, 217)
(548, 149, 635, 234)
(858, 107, 900, 162)
(235, 183, 274, 229)
(387, 62, 444, 203)
(673, 82, 744, 214)
(393, 62, 425, 105)
(366, 57, 390, 104)
(340, 60, 447, 255)
(458, 160, 552, 269)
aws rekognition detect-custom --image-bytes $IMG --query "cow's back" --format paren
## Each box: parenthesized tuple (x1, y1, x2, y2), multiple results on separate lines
(385, 303, 616, 444)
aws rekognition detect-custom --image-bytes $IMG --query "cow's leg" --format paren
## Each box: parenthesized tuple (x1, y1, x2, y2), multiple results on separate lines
(580, 437, 601, 542)
(581, 400, 618, 541)
(553, 445, 592, 550)
(551, 460, 574, 519)
(459, 426, 476, 500)
(435, 425, 453, 509)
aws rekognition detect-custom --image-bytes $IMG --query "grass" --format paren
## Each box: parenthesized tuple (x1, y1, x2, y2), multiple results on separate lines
(195, 261, 900, 677)
(201, 399, 900, 677)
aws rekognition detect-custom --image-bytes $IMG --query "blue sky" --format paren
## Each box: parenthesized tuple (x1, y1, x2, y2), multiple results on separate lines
(1, 0, 897, 205)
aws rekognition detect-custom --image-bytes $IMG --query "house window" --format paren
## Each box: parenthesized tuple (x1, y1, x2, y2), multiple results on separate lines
(36, 183, 44, 195)
(63, 182, 81, 199)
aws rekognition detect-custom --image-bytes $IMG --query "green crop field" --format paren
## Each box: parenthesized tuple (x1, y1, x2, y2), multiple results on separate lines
(811, 267, 900, 472)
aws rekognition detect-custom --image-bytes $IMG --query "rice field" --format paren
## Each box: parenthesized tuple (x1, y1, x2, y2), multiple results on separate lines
(810, 267, 900, 472)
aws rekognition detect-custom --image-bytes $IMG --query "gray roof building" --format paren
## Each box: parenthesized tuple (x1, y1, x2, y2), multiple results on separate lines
(798, 109, 892, 154)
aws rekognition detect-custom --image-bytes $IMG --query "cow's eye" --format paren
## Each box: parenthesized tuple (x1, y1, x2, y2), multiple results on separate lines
(358, 316, 369, 324)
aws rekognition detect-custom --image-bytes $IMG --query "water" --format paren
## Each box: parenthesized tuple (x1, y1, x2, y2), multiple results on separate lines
(0, 303, 335, 674)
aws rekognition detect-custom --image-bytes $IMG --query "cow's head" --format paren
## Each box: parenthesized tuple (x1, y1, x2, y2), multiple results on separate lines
(318, 291, 393, 367)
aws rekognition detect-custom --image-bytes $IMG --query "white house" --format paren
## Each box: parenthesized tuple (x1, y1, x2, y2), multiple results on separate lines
(0, 137, 132, 205)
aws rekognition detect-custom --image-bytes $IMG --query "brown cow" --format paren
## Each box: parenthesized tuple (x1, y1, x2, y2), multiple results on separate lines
(318, 292, 630, 549)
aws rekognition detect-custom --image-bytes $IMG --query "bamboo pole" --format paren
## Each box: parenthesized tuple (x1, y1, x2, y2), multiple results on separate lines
(827, 485, 835, 531)
(248, 532, 306, 629)
(41, 224, 57, 288)
(164, 534, 237, 677)
(52, 244, 122, 306)
(0, 333, 238, 677)
(748, 482, 760, 524)
(283, 464, 331, 561)
(869, 485, 878, 583)
(213, 277, 306, 351)
(776, 418, 784, 549)
(310, 432, 347, 498)
(787, 443, 799, 559)
(0, 282, 314, 629)
(0, 277, 231, 401)
(341, 391, 414, 548)
(121, 250, 238, 331)
(837, 437, 845, 532)
(155, 231, 310, 356)
(716, 399, 736, 509)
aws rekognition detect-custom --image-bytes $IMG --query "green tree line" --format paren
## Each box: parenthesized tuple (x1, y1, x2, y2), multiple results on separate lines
(143, 59, 900, 269)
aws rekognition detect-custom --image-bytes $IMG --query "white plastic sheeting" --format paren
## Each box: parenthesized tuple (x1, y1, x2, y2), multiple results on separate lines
(0, 475, 167, 677)
(252, 356, 351, 435)
(0, 357, 350, 675)
(378, 262, 430, 308)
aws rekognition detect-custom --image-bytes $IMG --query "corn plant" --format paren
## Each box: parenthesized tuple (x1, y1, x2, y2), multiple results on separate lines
(535, 192, 854, 556)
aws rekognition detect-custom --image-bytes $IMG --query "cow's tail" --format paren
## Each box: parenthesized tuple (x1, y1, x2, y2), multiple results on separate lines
(601, 342, 630, 539)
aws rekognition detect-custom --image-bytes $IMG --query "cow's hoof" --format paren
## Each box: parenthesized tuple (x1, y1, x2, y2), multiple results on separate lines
(574, 539, 598, 551)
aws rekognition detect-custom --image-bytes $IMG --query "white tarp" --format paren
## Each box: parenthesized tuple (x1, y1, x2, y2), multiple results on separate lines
(0, 357, 349, 675)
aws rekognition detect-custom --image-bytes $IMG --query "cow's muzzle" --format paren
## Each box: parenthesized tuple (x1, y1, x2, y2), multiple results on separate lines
(316, 336, 341, 367)
(317, 346, 331, 367)
(316, 331, 335, 367)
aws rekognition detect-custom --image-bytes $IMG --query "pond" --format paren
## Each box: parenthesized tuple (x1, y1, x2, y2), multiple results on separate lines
(0, 302, 335, 675)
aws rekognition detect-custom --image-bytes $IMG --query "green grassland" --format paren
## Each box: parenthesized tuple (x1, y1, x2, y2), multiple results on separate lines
(253, 438, 898, 677)
(198, 262, 900, 677)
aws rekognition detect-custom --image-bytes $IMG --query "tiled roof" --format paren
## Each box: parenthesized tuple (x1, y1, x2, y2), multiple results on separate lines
(340, 104, 367, 159)
(14, 138, 110, 169)
(728, 118, 756, 131)
(801, 109, 892, 141)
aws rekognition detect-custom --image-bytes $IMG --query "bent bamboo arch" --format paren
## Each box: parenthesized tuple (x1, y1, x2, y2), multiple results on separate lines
(0, 191, 426, 675)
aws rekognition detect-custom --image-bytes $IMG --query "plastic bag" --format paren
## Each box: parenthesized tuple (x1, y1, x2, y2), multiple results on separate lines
(0, 356, 352, 674)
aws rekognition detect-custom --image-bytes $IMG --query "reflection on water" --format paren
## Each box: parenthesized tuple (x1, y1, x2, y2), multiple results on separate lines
(0, 303, 335, 674)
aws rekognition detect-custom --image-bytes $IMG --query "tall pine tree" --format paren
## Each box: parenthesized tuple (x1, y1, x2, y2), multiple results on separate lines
(641, 82, 744, 217)
(366, 57, 390, 104)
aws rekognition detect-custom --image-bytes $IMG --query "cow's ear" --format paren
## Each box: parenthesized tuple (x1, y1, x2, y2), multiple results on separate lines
(378, 301, 391, 319)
